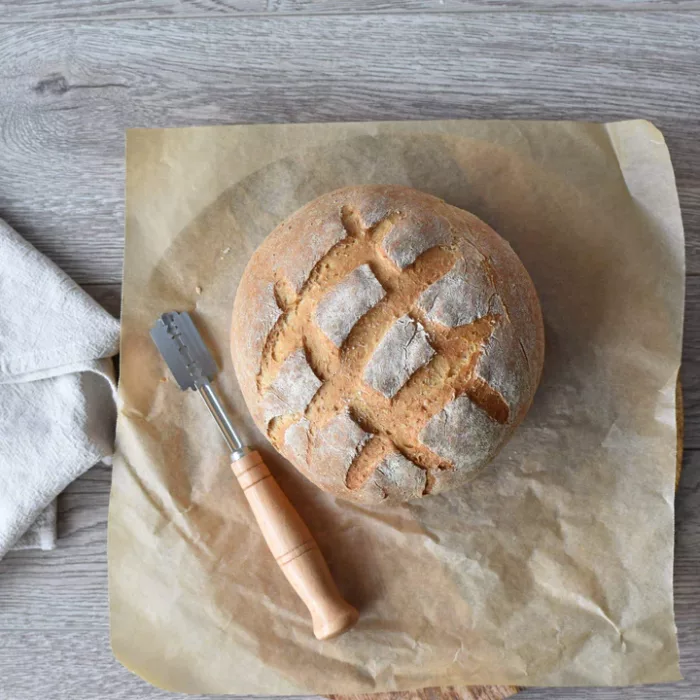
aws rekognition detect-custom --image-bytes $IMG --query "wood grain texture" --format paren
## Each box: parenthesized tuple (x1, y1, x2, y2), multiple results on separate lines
(230, 450, 359, 640)
(2, 1, 700, 23)
(681, 277, 700, 448)
(1, 6, 699, 700)
(0, 12, 699, 283)
(84, 283, 122, 317)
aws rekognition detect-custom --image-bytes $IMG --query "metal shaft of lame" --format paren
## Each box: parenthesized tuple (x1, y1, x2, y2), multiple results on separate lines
(198, 382, 246, 460)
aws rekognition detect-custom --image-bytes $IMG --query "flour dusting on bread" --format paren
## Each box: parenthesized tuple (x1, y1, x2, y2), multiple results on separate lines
(315, 264, 386, 347)
(381, 213, 452, 269)
(418, 256, 497, 328)
(310, 411, 371, 490)
(420, 394, 508, 473)
(262, 349, 322, 423)
(364, 315, 435, 398)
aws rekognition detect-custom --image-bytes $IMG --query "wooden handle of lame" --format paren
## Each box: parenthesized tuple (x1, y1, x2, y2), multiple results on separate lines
(231, 450, 359, 640)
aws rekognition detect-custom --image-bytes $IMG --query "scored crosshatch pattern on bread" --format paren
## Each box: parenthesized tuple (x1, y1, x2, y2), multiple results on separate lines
(233, 186, 544, 504)
(260, 206, 509, 496)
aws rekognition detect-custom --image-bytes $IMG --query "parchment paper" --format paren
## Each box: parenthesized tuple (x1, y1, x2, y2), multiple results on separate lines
(110, 119, 684, 694)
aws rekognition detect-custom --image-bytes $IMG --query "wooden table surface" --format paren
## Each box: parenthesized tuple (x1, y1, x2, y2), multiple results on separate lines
(1, 2, 699, 699)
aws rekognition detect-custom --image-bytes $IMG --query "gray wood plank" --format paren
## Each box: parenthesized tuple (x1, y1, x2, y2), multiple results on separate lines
(272, 0, 700, 11)
(84, 283, 122, 318)
(2, 1, 700, 24)
(1, 12, 699, 283)
(682, 276, 700, 448)
(0, 464, 111, 630)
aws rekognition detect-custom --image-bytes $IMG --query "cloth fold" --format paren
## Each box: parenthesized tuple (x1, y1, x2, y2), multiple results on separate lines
(0, 219, 120, 558)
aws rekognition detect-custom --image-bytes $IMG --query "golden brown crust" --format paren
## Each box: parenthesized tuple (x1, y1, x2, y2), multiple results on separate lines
(232, 186, 544, 504)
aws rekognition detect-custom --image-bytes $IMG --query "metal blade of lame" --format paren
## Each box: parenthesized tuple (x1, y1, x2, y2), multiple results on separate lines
(150, 311, 245, 458)
(150, 311, 217, 390)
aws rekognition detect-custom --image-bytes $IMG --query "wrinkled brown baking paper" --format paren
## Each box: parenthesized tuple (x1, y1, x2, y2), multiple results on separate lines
(110, 120, 684, 694)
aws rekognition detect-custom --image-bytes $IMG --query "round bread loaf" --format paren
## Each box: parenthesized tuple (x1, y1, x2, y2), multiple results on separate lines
(231, 185, 544, 504)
